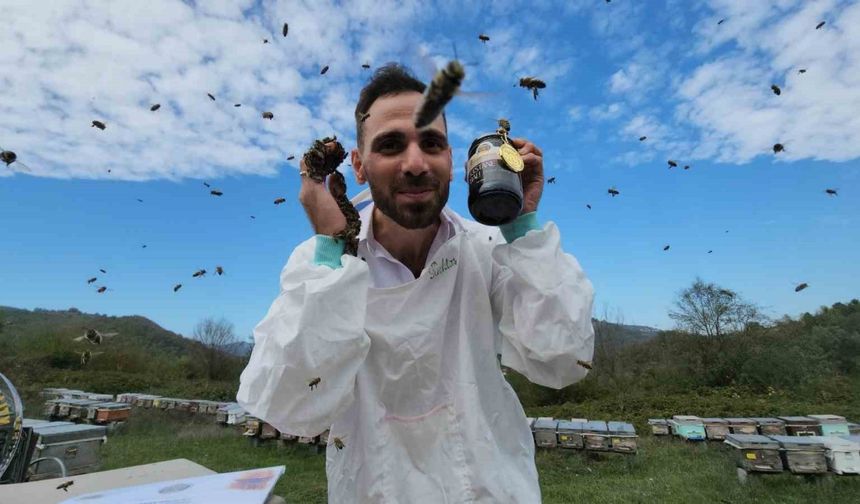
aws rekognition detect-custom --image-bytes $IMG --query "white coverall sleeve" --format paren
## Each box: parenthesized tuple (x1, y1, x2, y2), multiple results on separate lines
(490, 221, 595, 389)
(236, 237, 371, 437)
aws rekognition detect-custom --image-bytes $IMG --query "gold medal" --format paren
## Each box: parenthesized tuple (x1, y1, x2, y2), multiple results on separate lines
(499, 143, 524, 172)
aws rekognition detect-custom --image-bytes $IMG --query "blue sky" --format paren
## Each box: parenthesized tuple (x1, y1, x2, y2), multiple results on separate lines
(1, 0, 858, 340)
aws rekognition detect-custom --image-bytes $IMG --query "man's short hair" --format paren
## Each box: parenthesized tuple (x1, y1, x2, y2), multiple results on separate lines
(355, 63, 445, 148)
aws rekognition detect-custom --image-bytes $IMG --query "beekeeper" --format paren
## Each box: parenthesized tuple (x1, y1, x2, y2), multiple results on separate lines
(237, 64, 594, 503)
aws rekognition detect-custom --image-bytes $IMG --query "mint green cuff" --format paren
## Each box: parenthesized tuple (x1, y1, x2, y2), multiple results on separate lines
(498, 211, 541, 242)
(313, 235, 346, 268)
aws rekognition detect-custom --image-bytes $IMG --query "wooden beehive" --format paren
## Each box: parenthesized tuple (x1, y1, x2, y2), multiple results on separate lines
(724, 434, 783, 473)
(820, 436, 860, 475)
(556, 420, 585, 449)
(670, 416, 706, 441)
(608, 421, 638, 454)
(583, 421, 611, 451)
(260, 422, 279, 440)
(700, 418, 730, 440)
(648, 419, 670, 436)
(770, 435, 828, 474)
(93, 402, 132, 424)
(750, 417, 786, 436)
(725, 418, 758, 435)
(778, 416, 822, 436)
(533, 417, 558, 449)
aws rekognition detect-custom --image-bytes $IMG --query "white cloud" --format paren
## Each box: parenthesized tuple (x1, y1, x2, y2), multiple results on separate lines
(589, 102, 625, 121)
(0, 0, 421, 181)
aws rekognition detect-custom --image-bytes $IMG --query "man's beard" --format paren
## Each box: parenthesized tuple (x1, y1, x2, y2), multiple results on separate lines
(368, 173, 449, 230)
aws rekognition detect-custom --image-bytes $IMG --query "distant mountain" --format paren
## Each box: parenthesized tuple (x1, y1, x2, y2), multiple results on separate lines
(0, 305, 198, 358)
(592, 318, 660, 346)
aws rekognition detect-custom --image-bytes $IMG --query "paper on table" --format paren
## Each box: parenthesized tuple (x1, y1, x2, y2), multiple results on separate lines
(59, 465, 286, 504)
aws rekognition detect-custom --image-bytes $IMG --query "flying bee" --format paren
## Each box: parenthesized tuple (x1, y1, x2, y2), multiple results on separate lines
(137, 198, 143, 203)
(547, 177, 556, 184)
(683, 165, 690, 170)
(798, 69, 807, 74)
(87, 277, 97, 284)
(80, 350, 103, 366)
(74, 329, 118, 345)
(478, 34, 490, 43)
(274, 197, 286, 205)
(203, 182, 210, 187)
(208, 93, 216, 101)
(358, 111, 370, 123)
(825, 188, 837, 196)
(150, 104, 161, 111)
(100, 268, 107, 273)
(708, 250, 713, 254)
(663, 245, 670, 251)
(234, 103, 241, 107)
(192, 269, 206, 278)
(210, 190, 223, 196)
(263, 38, 269, 44)
(773, 143, 785, 154)
(250, 215, 256, 219)
(586, 204, 591, 209)
(413, 59, 465, 128)
(216, 265, 224, 275)
(518, 77, 546, 100)
(308, 377, 321, 390)
(497, 118, 511, 132)
(576, 359, 593, 370)
(333, 437, 345, 450)
(141, 244, 147, 248)
(608, 187, 620, 197)
(639, 136, 647, 141)
(283, 23, 288, 37)
(287, 155, 295, 160)
(0, 147, 31, 172)
(262, 111, 274, 119)
(816, 21, 825, 29)
(97, 286, 108, 293)
(795, 282, 808, 292)
(362, 63, 371, 69)
(173, 283, 182, 292)
(718, 18, 725, 25)
(667, 160, 678, 168)
(320, 65, 329, 75)
(92, 120, 106, 130)
(56, 481, 74, 492)
(771, 84, 781, 96)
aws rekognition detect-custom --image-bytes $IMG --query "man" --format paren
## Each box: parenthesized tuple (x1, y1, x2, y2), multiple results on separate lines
(237, 64, 594, 503)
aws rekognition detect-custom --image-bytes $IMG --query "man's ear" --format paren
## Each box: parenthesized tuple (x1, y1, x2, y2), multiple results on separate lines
(351, 148, 366, 185)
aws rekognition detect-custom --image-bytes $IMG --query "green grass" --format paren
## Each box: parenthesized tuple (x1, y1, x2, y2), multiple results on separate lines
(91, 409, 860, 503)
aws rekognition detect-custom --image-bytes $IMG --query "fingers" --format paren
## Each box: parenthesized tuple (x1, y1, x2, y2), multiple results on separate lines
(510, 138, 543, 157)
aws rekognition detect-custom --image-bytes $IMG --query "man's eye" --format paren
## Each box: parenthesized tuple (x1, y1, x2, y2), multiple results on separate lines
(422, 139, 446, 151)
(379, 140, 401, 152)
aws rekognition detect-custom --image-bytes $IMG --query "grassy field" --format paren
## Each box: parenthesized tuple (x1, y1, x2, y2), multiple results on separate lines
(85, 408, 860, 503)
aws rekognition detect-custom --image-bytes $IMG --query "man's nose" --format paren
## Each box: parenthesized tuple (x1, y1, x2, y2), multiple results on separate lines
(401, 141, 429, 176)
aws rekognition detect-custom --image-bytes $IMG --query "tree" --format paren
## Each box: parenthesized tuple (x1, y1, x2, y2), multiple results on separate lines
(192, 317, 238, 380)
(669, 278, 765, 338)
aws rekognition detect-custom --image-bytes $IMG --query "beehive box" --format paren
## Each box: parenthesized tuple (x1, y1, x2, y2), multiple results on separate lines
(751, 417, 786, 436)
(583, 421, 611, 451)
(700, 418, 730, 440)
(724, 434, 783, 473)
(807, 414, 850, 437)
(725, 418, 758, 435)
(93, 402, 132, 424)
(778, 416, 822, 436)
(819, 436, 860, 475)
(42, 399, 62, 418)
(848, 423, 860, 435)
(85, 393, 114, 402)
(260, 422, 279, 440)
(608, 421, 638, 453)
(174, 399, 193, 412)
(280, 431, 298, 442)
(533, 418, 558, 448)
(770, 435, 828, 474)
(556, 420, 585, 449)
(670, 416, 706, 441)
(115, 392, 143, 404)
(648, 419, 670, 436)
(29, 423, 108, 480)
(243, 417, 261, 438)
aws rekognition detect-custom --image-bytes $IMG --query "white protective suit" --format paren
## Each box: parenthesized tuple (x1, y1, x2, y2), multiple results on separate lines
(237, 188, 594, 503)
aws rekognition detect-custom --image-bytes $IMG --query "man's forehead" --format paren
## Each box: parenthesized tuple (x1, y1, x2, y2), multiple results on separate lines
(364, 92, 447, 140)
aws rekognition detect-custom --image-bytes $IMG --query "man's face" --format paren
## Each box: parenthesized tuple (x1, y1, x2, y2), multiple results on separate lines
(352, 92, 453, 229)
